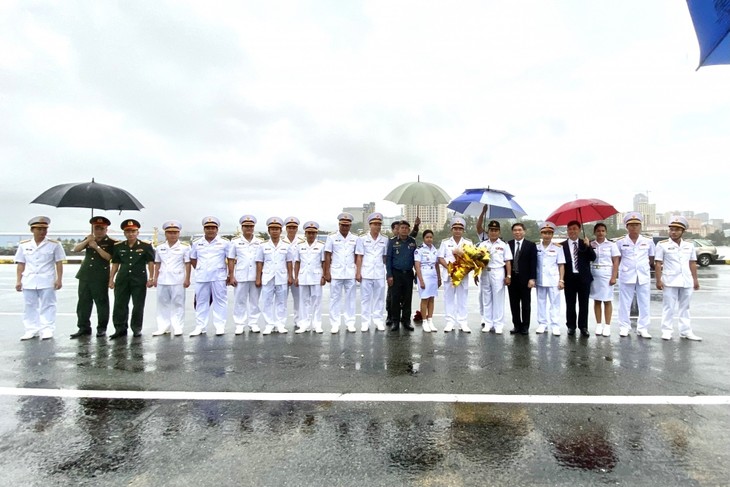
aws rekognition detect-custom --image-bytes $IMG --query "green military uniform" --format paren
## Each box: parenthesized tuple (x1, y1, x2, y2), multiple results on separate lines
(75, 234, 116, 334)
(111, 224, 155, 336)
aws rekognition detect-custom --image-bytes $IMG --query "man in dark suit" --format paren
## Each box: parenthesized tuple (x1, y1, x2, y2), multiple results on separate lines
(507, 223, 537, 334)
(561, 220, 597, 337)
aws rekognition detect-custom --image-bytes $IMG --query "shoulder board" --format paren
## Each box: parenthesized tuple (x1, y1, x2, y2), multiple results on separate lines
(441, 238, 450, 243)
(114, 241, 125, 245)
(20, 239, 31, 243)
(219, 237, 230, 242)
(47, 239, 60, 244)
(179, 242, 190, 247)
(658, 239, 670, 244)
(554, 243, 562, 247)
(139, 239, 152, 245)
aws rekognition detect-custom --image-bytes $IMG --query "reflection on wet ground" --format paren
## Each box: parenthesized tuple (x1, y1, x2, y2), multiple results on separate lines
(2, 397, 728, 486)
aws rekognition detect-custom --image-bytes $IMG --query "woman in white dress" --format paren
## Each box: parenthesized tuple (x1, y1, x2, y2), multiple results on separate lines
(589, 223, 620, 337)
(414, 230, 441, 333)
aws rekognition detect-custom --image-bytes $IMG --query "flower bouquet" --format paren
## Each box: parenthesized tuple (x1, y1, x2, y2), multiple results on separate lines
(448, 244, 490, 286)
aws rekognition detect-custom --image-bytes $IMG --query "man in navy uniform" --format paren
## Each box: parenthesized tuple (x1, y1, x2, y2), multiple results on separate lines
(386, 220, 418, 331)
(108, 219, 155, 339)
(70, 216, 116, 338)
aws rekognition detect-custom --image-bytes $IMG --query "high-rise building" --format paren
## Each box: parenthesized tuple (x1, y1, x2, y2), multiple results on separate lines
(403, 204, 448, 232)
(633, 193, 656, 224)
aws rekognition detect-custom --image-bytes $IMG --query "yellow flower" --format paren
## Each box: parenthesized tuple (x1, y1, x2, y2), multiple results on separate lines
(447, 244, 490, 286)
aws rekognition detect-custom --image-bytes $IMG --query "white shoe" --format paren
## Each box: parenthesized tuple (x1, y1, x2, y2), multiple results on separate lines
(423, 322, 432, 333)
(347, 324, 356, 333)
(551, 327, 561, 336)
(235, 325, 244, 335)
(250, 325, 261, 333)
(595, 324, 604, 335)
(173, 329, 183, 336)
(331, 326, 340, 334)
(276, 325, 287, 334)
(495, 325, 503, 335)
(680, 332, 702, 341)
(189, 327, 205, 337)
(376, 323, 385, 332)
(361, 324, 369, 332)
(40, 329, 53, 340)
(444, 323, 454, 333)
(661, 331, 672, 340)
(215, 330, 225, 336)
(619, 328, 629, 337)
(314, 326, 324, 334)
(461, 324, 471, 333)
(152, 329, 169, 336)
(637, 330, 652, 339)
(262, 325, 274, 335)
(602, 325, 611, 337)
(428, 321, 438, 332)
(20, 331, 38, 341)
(535, 325, 547, 334)
(295, 326, 309, 334)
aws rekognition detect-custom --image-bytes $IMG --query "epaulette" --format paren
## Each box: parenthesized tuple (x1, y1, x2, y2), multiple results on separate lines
(554, 242, 562, 247)
(139, 239, 152, 245)
(180, 242, 190, 247)
(220, 236, 230, 241)
(114, 240, 125, 245)
(658, 238, 670, 244)
(48, 239, 60, 244)
(20, 238, 31, 244)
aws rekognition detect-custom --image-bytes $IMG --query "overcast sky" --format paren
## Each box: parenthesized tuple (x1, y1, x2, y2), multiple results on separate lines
(2, 0, 729, 234)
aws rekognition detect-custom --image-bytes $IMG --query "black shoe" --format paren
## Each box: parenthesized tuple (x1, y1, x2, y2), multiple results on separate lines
(386, 319, 393, 327)
(132, 332, 142, 337)
(509, 328, 521, 335)
(402, 322, 415, 331)
(70, 330, 92, 339)
(391, 322, 400, 331)
(579, 329, 590, 337)
(519, 330, 530, 335)
(567, 329, 576, 336)
(96, 330, 106, 337)
(109, 332, 128, 340)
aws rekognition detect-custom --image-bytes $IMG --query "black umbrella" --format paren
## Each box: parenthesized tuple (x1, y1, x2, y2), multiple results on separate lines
(31, 178, 144, 216)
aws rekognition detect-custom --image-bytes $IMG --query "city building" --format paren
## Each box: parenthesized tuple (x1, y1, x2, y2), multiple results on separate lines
(403, 204, 448, 232)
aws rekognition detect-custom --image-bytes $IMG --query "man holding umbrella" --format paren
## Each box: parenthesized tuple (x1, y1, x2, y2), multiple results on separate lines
(70, 216, 116, 338)
(561, 220, 596, 337)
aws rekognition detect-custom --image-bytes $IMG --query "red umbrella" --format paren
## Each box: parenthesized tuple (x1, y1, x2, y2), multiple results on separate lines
(545, 198, 618, 227)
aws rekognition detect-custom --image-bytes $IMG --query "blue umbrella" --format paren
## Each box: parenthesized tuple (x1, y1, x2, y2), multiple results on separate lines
(447, 188, 527, 219)
(687, 0, 730, 68)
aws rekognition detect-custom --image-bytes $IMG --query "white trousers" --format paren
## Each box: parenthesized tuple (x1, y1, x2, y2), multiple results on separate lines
(480, 268, 506, 328)
(289, 284, 300, 317)
(22, 288, 57, 333)
(443, 280, 468, 326)
(618, 281, 651, 332)
(661, 286, 693, 335)
(298, 284, 323, 330)
(261, 281, 287, 327)
(330, 279, 356, 327)
(360, 278, 385, 327)
(537, 286, 561, 328)
(232, 281, 261, 327)
(156, 284, 186, 333)
(194, 280, 228, 333)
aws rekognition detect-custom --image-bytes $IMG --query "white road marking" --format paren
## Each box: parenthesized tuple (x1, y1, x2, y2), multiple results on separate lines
(1, 387, 729, 405)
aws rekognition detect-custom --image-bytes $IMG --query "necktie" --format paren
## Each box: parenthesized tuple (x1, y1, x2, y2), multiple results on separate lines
(573, 241, 579, 271)
(514, 241, 521, 273)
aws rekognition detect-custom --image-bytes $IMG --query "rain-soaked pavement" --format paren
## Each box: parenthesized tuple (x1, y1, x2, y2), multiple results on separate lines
(1, 265, 729, 486)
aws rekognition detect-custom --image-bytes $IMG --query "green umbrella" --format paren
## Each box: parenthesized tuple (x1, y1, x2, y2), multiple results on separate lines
(384, 176, 451, 206)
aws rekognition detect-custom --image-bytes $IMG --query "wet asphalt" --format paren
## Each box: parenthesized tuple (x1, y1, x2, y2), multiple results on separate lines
(1, 265, 729, 486)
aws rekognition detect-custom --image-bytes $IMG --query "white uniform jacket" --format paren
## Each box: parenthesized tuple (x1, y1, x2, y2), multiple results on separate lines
(14, 238, 66, 289)
(655, 239, 696, 288)
(324, 232, 358, 280)
(228, 236, 263, 282)
(536, 242, 565, 287)
(190, 236, 230, 282)
(155, 241, 191, 286)
(293, 240, 325, 286)
(615, 235, 655, 285)
(256, 240, 289, 285)
(355, 233, 388, 280)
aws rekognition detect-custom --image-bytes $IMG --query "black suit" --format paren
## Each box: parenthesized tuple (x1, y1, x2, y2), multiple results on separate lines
(562, 239, 597, 332)
(507, 239, 538, 333)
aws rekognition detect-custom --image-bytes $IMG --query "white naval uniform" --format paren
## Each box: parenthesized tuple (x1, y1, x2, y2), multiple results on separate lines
(256, 239, 289, 329)
(228, 236, 263, 328)
(590, 240, 620, 301)
(536, 241, 565, 330)
(190, 235, 230, 334)
(476, 230, 488, 317)
(615, 235, 655, 333)
(438, 236, 473, 329)
(325, 231, 358, 329)
(154, 241, 190, 334)
(355, 233, 388, 330)
(284, 235, 304, 323)
(477, 238, 512, 330)
(292, 240, 325, 331)
(415, 244, 439, 299)
(14, 238, 66, 335)
(655, 239, 697, 336)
